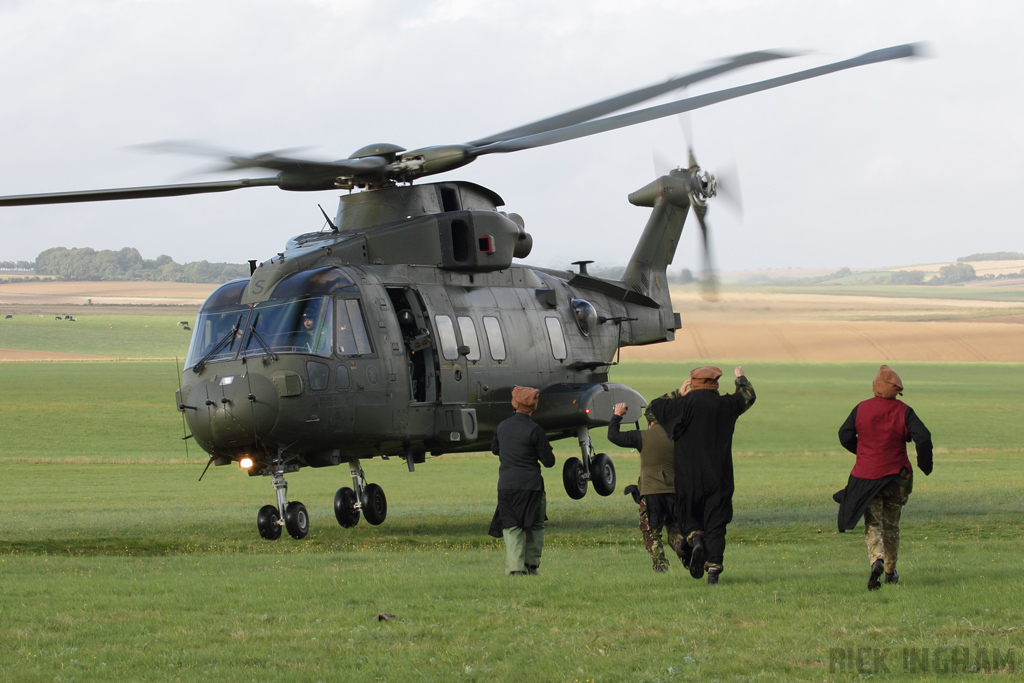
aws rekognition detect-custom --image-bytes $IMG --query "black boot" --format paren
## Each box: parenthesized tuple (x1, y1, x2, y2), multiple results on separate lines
(707, 568, 720, 586)
(884, 568, 899, 584)
(868, 559, 884, 591)
(688, 535, 706, 580)
(526, 565, 539, 575)
(672, 538, 693, 569)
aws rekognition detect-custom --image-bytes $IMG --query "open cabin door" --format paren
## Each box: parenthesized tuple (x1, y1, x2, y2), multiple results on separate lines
(387, 287, 438, 404)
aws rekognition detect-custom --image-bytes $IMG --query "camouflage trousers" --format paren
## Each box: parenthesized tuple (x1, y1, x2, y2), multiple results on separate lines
(639, 496, 684, 571)
(864, 470, 912, 574)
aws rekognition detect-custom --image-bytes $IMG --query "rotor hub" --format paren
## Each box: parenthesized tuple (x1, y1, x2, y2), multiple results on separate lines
(691, 169, 717, 205)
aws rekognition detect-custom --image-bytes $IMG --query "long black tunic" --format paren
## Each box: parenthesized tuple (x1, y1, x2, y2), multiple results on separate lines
(488, 412, 555, 536)
(648, 377, 755, 539)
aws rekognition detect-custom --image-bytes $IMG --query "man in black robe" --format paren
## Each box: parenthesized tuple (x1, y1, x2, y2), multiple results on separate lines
(488, 386, 555, 575)
(648, 365, 755, 585)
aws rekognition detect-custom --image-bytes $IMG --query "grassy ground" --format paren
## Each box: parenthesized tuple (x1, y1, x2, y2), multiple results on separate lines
(1, 360, 1023, 680)
(2, 453, 1022, 682)
(0, 312, 194, 358)
(2, 360, 1022, 463)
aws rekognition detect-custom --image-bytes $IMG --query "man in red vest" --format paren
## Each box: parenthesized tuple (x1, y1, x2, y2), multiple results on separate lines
(835, 365, 933, 590)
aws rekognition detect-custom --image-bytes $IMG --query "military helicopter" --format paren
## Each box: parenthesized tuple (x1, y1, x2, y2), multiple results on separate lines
(0, 44, 917, 540)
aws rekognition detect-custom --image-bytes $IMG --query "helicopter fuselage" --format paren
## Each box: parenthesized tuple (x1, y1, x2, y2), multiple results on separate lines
(177, 181, 672, 477)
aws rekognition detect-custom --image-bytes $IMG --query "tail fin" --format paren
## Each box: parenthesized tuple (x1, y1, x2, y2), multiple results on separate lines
(620, 171, 694, 343)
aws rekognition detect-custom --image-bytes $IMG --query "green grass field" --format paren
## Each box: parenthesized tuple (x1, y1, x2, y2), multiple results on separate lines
(1, 359, 1023, 681)
(0, 313, 194, 358)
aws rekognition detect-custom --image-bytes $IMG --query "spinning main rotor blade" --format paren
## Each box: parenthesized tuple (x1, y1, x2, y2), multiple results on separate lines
(0, 178, 281, 206)
(473, 43, 918, 155)
(0, 44, 918, 207)
(468, 50, 796, 146)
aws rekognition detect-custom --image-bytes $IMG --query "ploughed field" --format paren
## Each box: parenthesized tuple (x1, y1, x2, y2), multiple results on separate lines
(622, 287, 1024, 363)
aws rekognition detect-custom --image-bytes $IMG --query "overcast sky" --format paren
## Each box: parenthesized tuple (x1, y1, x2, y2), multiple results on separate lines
(0, 0, 1020, 273)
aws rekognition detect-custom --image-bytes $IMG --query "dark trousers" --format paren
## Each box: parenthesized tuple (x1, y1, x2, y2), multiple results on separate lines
(681, 489, 732, 569)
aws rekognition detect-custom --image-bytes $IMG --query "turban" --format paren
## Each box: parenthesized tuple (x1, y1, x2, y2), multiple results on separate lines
(511, 386, 540, 413)
(872, 365, 903, 399)
(689, 365, 723, 391)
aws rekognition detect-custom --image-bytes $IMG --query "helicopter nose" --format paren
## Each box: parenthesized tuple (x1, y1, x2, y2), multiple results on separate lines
(185, 371, 280, 453)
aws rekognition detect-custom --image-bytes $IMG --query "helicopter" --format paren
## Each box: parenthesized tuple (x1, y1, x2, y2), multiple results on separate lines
(0, 44, 917, 540)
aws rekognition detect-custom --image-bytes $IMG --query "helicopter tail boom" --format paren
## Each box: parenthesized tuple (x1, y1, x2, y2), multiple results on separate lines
(617, 172, 695, 344)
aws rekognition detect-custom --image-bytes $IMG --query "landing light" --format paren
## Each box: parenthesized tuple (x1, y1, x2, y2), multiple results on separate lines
(239, 457, 254, 470)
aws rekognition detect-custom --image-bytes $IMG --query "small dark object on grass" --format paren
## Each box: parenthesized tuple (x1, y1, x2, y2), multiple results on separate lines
(623, 484, 640, 504)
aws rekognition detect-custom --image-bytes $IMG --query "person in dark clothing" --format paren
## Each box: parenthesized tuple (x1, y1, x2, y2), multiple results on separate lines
(834, 364, 933, 590)
(648, 365, 755, 585)
(608, 401, 687, 573)
(489, 386, 556, 575)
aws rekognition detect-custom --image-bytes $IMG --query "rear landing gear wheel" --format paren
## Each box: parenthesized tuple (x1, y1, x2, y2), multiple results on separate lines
(590, 453, 616, 496)
(361, 483, 388, 525)
(257, 504, 282, 540)
(563, 457, 588, 500)
(284, 501, 309, 539)
(334, 487, 360, 528)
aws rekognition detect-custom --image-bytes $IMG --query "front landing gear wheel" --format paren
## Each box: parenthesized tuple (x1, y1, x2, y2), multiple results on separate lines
(590, 453, 616, 496)
(361, 483, 387, 525)
(334, 487, 360, 528)
(563, 457, 588, 500)
(284, 501, 309, 539)
(257, 504, 282, 540)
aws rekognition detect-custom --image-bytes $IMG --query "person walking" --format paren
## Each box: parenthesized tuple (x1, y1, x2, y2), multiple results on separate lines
(648, 366, 756, 585)
(607, 401, 688, 573)
(835, 365, 933, 590)
(488, 386, 555, 575)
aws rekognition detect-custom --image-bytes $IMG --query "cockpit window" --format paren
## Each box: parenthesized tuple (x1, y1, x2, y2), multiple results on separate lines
(185, 305, 251, 369)
(336, 299, 372, 356)
(243, 296, 334, 357)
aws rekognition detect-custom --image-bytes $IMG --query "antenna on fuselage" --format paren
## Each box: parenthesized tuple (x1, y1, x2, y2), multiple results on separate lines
(318, 204, 339, 233)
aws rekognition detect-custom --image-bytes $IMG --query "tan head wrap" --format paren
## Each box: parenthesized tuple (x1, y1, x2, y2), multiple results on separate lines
(689, 365, 723, 391)
(872, 365, 903, 399)
(511, 386, 540, 413)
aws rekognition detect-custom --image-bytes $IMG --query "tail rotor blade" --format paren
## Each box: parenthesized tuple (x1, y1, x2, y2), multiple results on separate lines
(693, 203, 719, 302)
(715, 160, 743, 217)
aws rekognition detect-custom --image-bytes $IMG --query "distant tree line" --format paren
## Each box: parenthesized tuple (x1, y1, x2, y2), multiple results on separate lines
(32, 247, 249, 283)
(0, 260, 36, 271)
(854, 262, 1024, 286)
(957, 251, 1024, 262)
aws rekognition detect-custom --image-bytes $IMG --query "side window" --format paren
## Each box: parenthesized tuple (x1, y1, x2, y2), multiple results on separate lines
(434, 315, 460, 360)
(457, 316, 481, 361)
(545, 317, 567, 361)
(483, 316, 506, 362)
(337, 299, 373, 356)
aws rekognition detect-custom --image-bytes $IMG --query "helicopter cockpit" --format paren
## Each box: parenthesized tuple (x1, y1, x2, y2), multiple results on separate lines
(184, 267, 374, 370)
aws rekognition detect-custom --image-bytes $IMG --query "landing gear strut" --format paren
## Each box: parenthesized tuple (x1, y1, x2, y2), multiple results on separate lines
(256, 457, 309, 540)
(334, 461, 388, 529)
(562, 426, 616, 500)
